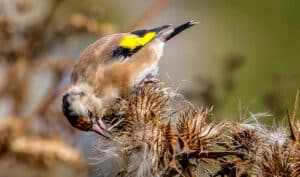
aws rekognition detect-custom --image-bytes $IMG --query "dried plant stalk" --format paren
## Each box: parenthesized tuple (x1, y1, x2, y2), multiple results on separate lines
(0, 118, 87, 173)
(10, 137, 86, 170)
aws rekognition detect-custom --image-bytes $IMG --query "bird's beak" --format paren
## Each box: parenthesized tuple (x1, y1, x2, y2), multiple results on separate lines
(91, 117, 113, 139)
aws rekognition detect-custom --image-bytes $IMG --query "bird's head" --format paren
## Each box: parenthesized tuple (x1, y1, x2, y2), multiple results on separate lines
(62, 83, 111, 138)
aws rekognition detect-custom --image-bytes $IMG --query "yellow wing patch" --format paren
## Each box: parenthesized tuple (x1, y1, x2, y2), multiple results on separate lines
(119, 32, 157, 51)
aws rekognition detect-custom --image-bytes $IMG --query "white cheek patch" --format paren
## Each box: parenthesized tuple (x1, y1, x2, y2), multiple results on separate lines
(66, 83, 104, 117)
(69, 96, 89, 117)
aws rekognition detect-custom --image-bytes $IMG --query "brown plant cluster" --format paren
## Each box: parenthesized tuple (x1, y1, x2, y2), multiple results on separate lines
(0, 117, 87, 177)
(93, 83, 300, 177)
(0, 0, 119, 176)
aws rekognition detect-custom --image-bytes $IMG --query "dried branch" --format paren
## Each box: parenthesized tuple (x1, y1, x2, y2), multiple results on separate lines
(21, 0, 65, 58)
(289, 90, 299, 141)
(178, 151, 246, 160)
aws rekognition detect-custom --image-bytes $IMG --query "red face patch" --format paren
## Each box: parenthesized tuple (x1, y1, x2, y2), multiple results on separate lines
(75, 117, 92, 131)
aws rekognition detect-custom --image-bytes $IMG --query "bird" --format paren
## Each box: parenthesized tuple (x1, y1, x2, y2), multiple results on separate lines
(62, 21, 198, 138)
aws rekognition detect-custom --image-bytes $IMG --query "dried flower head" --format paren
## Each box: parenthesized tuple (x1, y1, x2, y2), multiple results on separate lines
(214, 123, 263, 176)
(176, 107, 220, 152)
(227, 123, 265, 154)
(214, 112, 279, 177)
(106, 82, 171, 135)
(255, 141, 292, 177)
(290, 143, 300, 177)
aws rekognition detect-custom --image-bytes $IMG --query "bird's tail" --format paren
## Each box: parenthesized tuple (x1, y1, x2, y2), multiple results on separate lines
(159, 20, 199, 42)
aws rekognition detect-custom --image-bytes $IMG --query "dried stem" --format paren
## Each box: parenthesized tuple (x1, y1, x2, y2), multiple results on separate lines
(289, 90, 299, 141)
(21, 0, 65, 58)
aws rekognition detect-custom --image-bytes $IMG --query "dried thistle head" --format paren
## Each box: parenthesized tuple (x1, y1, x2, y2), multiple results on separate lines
(107, 82, 171, 135)
(214, 123, 264, 177)
(151, 122, 178, 172)
(255, 141, 292, 177)
(227, 123, 265, 154)
(127, 82, 170, 123)
(290, 143, 300, 177)
(176, 107, 221, 152)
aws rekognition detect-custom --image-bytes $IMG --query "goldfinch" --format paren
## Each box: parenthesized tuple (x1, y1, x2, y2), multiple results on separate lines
(62, 21, 198, 138)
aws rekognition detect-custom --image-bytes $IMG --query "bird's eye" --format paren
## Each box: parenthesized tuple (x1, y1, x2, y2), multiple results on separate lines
(72, 91, 85, 97)
(88, 110, 93, 118)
